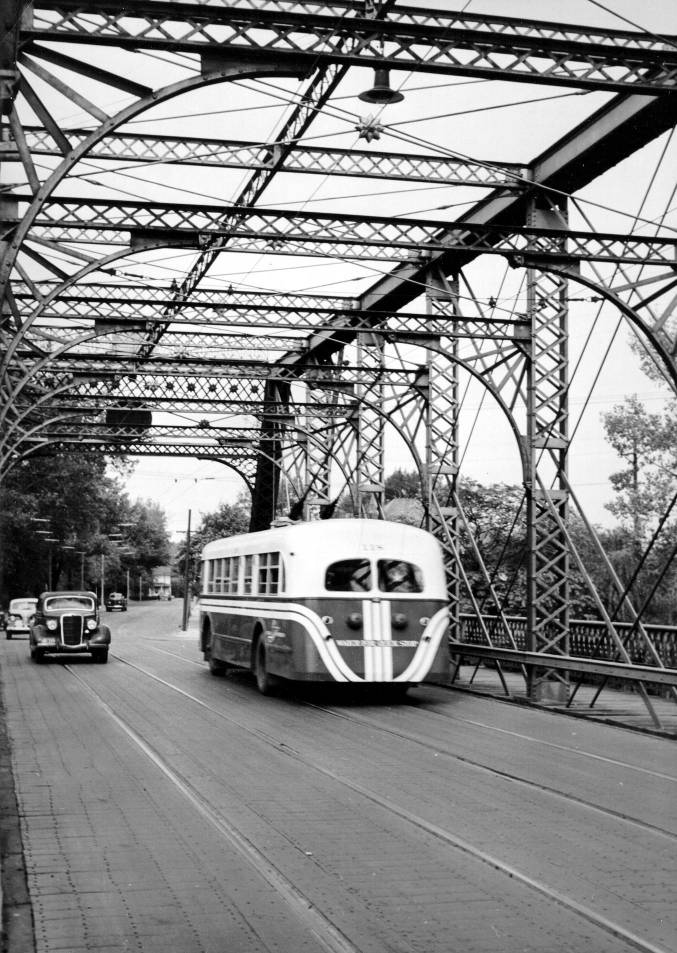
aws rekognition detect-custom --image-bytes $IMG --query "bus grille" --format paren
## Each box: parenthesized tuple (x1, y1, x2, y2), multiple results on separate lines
(61, 615, 84, 646)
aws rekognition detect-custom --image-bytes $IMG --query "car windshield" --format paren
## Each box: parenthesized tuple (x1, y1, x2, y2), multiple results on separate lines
(109, 593, 123, 599)
(45, 596, 95, 611)
(10, 600, 36, 612)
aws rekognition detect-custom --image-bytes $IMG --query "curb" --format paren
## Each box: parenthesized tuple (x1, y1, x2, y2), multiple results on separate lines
(0, 670, 35, 953)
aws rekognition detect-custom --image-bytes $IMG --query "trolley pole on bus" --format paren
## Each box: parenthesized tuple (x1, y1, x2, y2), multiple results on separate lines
(181, 509, 192, 632)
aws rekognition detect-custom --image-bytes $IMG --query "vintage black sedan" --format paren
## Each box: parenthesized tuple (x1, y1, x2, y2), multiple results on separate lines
(29, 591, 111, 664)
(105, 591, 127, 612)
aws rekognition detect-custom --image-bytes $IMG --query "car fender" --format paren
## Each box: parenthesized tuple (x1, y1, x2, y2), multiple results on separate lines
(30, 624, 47, 645)
(97, 624, 112, 644)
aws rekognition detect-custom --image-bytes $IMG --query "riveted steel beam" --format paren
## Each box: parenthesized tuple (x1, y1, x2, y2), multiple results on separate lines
(13, 126, 526, 189)
(11, 195, 677, 266)
(24, 1, 677, 94)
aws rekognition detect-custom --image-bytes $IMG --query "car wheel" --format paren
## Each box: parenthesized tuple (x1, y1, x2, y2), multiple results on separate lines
(254, 639, 277, 696)
(6, 632, 11, 640)
(93, 648, 109, 664)
(31, 648, 44, 664)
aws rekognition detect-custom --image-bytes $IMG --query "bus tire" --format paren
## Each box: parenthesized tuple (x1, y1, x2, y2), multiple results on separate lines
(208, 653, 226, 676)
(203, 625, 226, 676)
(254, 638, 276, 696)
(385, 683, 410, 701)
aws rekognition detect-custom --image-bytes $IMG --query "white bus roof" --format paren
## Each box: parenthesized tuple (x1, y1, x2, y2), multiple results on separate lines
(202, 519, 447, 597)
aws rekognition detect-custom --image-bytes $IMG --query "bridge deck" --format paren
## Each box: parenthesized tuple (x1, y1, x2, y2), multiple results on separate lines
(450, 662, 677, 737)
(1, 601, 675, 953)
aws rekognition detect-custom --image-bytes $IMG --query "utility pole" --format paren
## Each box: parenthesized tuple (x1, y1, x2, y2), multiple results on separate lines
(181, 509, 192, 632)
(126, 569, 130, 602)
(100, 553, 104, 606)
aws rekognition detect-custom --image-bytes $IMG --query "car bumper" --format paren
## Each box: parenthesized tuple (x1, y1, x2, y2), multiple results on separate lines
(33, 635, 110, 651)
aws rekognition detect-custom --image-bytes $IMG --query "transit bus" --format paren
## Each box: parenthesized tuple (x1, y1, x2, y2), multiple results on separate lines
(198, 518, 449, 695)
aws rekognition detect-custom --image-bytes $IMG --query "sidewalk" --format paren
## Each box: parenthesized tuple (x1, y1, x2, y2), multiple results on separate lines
(450, 660, 677, 737)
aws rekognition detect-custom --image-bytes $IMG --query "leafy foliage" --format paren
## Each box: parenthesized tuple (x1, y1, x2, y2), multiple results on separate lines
(0, 455, 171, 602)
(175, 496, 251, 592)
(602, 394, 677, 539)
(600, 393, 677, 622)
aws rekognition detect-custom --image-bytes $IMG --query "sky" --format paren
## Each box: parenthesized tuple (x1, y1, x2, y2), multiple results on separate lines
(117, 0, 677, 536)
(8, 0, 677, 538)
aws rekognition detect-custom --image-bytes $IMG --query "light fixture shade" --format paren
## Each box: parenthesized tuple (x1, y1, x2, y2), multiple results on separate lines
(358, 68, 404, 104)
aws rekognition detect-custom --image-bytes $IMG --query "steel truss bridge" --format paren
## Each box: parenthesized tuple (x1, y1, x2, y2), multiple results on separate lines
(2, 0, 677, 725)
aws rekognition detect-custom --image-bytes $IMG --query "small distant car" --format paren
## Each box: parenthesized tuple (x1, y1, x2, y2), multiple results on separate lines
(105, 592, 127, 612)
(29, 591, 111, 664)
(6, 598, 38, 639)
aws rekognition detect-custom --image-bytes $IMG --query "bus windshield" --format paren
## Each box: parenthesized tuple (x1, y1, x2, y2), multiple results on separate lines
(325, 558, 423, 593)
(325, 559, 371, 592)
(377, 560, 423, 593)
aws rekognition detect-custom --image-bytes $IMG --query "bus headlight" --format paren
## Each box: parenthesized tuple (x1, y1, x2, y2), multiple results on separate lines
(347, 613, 362, 629)
(46, 619, 58, 631)
(392, 613, 408, 630)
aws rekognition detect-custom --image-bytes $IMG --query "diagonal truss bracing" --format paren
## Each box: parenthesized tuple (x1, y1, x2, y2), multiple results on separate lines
(24, 0, 677, 94)
(2, 0, 677, 719)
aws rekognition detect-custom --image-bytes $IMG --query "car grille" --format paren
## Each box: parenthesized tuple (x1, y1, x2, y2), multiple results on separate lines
(60, 615, 84, 646)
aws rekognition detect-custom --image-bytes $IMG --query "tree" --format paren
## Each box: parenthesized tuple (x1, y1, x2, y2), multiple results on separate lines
(175, 496, 251, 590)
(384, 468, 422, 500)
(0, 454, 172, 602)
(602, 394, 676, 542)
(598, 391, 677, 623)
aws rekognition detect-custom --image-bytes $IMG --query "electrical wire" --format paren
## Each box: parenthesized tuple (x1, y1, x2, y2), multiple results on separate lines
(583, 0, 677, 52)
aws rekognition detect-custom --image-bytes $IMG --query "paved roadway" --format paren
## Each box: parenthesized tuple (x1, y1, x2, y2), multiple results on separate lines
(0, 601, 676, 953)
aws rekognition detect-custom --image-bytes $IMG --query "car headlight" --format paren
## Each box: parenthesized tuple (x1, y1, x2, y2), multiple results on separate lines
(86, 619, 97, 631)
(46, 619, 58, 631)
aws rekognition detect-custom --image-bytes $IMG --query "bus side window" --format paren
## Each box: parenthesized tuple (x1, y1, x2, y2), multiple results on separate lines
(224, 556, 238, 593)
(325, 559, 371, 592)
(377, 560, 423, 593)
(243, 554, 255, 594)
(259, 552, 282, 594)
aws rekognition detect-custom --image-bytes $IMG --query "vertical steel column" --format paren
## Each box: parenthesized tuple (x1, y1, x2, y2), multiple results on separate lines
(425, 271, 461, 635)
(249, 379, 291, 532)
(354, 332, 385, 517)
(525, 198, 571, 702)
(301, 380, 333, 520)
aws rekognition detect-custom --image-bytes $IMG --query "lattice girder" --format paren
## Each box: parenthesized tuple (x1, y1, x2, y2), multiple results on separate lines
(524, 203, 571, 700)
(9, 195, 677, 266)
(25, 0, 677, 94)
(11, 126, 527, 189)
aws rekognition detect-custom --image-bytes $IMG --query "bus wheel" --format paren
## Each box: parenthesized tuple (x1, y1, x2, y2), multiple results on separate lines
(254, 639, 276, 696)
(382, 683, 410, 702)
(208, 653, 226, 676)
(204, 627, 226, 676)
